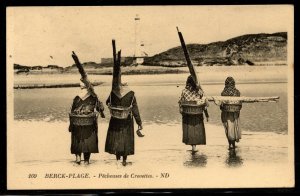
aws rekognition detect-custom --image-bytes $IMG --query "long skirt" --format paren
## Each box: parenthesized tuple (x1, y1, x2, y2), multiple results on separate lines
(182, 114, 206, 145)
(221, 111, 241, 142)
(105, 116, 135, 156)
(71, 125, 99, 154)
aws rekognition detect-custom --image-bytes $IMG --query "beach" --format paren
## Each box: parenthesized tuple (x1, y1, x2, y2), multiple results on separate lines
(8, 120, 292, 189)
(8, 65, 294, 189)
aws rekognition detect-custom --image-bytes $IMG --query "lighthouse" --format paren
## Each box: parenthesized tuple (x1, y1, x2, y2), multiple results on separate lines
(133, 14, 147, 65)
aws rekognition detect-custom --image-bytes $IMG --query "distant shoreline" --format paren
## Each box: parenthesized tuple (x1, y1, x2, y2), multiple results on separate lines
(14, 63, 287, 76)
(14, 80, 287, 89)
(14, 82, 104, 89)
(13, 65, 288, 89)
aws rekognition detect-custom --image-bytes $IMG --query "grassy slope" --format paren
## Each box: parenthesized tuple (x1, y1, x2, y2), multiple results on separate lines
(144, 32, 287, 66)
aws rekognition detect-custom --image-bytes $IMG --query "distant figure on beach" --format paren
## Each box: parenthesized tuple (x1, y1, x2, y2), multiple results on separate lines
(220, 76, 241, 150)
(69, 79, 105, 165)
(105, 40, 143, 166)
(179, 75, 209, 152)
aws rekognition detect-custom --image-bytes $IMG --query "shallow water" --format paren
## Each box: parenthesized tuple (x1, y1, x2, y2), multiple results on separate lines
(14, 82, 287, 133)
(12, 121, 288, 167)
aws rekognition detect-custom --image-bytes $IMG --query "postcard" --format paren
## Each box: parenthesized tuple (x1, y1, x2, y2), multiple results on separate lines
(7, 5, 294, 189)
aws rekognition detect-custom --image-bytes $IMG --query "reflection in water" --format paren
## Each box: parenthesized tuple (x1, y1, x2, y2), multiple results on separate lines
(225, 149, 243, 167)
(183, 152, 207, 168)
(14, 83, 287, 133)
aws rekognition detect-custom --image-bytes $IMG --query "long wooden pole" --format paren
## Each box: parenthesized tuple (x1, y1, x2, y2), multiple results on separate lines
(112, 40, 117, 67)
(71, 51, 105, 117)
(71, 51, 94, 93)
(207, 96, 280, 103)
(71, 51, 92, 91)
(177, 27, 201, 89)
(72, 51, 87, 79)
(112, 40, 122, 91)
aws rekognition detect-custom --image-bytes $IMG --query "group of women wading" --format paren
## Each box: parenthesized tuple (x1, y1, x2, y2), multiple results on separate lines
(69, 43, 143, 166)
(179, 75, 241, 152)
(69, 77, 142, 166)
(68, 46, 242, 166)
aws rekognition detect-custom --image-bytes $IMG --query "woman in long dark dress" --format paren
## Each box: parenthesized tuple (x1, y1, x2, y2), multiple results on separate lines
(220, 76, 241, 150)
(105, 89, 142, 166)
(179, 75, 209, 152)
(69, 80, 105, 165)
(106, 40, 143, 166)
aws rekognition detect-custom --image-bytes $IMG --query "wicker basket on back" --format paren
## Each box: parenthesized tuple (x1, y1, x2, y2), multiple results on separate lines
(69, 112, 98, 126)
(108, 105, 132, 119)
(107, 94, 134, 119)
(179, 100, 206, 115)
(222, 103, 242, 112)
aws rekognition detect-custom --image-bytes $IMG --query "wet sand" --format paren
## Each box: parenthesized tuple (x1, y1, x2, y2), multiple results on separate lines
(8, 120, 293, 189)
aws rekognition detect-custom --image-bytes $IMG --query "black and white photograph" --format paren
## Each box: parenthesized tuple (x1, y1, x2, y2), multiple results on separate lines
(6, 5, 294, 189)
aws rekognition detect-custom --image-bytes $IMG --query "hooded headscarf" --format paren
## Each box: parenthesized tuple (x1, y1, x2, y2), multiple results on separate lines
(78, 79, 92, 100)
(185, 75, 204, 97)
(112, 66, 130, 99)
(221, 77, 240, 96)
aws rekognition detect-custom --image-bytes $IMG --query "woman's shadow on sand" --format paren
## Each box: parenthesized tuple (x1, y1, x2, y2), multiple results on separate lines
(225, 149, 243, 167)
(183, 151, 207, 168)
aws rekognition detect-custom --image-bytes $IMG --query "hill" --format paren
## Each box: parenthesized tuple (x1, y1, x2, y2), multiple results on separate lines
(143, 32, 287, 66)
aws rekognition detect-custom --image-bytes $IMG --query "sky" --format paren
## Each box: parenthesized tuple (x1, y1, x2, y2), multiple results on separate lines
(7, 5, 293, 67)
